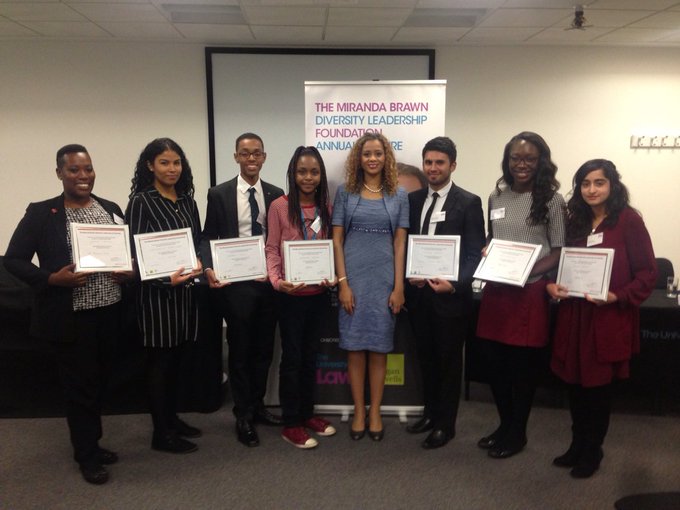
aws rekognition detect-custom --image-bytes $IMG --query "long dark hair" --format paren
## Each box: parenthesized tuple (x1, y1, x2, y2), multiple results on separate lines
(496, 131, 560, 225)
(286, 146, 331, 238)
(129, 138, 195, 198)
(566, 159, 630, 242)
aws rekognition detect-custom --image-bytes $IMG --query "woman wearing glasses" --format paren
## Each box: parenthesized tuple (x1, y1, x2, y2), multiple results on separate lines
(476, 132, 566, 459)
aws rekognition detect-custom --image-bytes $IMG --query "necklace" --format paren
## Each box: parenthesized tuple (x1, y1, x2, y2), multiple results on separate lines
(363, 182, 383, 193)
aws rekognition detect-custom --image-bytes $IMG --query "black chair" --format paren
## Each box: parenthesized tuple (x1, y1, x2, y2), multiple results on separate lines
(654, 257, 674, 289)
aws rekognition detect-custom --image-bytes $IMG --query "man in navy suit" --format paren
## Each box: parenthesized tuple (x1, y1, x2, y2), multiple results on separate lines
(405, 137, 486, 449)
(201, 133, 284, 447)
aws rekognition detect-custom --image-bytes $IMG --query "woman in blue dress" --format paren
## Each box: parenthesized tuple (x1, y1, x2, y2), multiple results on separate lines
(332, 132, 409, 441)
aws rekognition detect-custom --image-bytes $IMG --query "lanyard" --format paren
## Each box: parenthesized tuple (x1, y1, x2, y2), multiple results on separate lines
(301, 206, 319, 240)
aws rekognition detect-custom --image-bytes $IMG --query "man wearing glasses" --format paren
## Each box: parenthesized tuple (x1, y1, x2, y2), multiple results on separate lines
(201, 133, 284, 447)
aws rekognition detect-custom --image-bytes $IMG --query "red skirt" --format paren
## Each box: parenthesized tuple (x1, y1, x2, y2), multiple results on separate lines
(476, 279, 550, 348)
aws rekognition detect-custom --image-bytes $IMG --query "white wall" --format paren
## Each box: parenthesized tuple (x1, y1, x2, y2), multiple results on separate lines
(2, 41, 678, 272)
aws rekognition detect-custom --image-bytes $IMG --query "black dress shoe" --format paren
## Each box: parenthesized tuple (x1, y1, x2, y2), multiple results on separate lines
(570, 446, 603, 479)
(477, 428, 506, 450)
(152, 432, 198, 454)
(422, 429, 453, 449)
(79, 463, 109, 485)
(96, 447, 119, 465)
(553, 441, 584, 468)
(253, 408, 283, 426)
(236, 418, 260, 447)
(172, 416, 202, 438)
(488, 437, 527, 459)
(406, 416, 434, 434)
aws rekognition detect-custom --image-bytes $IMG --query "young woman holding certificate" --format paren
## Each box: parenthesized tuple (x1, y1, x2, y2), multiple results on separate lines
(332, 133, 409, 441)
(126, 138, 203, 455)
(265, 146, 337, 449)
(546, 159, 656, 478)
(476, 132, 566, 459)
(4, 144, 129, 485)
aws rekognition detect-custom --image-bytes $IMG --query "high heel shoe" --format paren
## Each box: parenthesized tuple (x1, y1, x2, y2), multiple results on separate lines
(349, 427, 366, 440)
(368, 428, 384, 442)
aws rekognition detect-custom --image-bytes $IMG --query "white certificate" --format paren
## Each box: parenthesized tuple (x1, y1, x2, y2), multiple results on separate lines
(133, 228, 198, 281)
(406, 235, 460, 281)
(473, 239, 542, 287)
(556, 247, 615, 301)
(70, 223, 133, 272)
(210, 236, 267, 283)
(283, 239, 335, 285)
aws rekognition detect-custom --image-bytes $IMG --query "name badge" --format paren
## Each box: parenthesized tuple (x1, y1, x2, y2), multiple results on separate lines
(587, 232, 603, 247)
(431, 211, 446, 223)
(113, 213, 125, 225)
(310, 216, 322, 234)
(490, 208, 505, 220)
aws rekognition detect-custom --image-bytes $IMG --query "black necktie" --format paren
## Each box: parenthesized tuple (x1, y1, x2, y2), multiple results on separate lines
(248, 188, 262, 236)
(420, 192, 439, 235)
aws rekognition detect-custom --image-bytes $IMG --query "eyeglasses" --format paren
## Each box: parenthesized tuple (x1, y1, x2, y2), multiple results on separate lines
(509, 155, 539, 166)
(238, 151, 265, 160)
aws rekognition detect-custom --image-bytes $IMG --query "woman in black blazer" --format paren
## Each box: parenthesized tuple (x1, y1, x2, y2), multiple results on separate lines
(4, 144, 130, 485)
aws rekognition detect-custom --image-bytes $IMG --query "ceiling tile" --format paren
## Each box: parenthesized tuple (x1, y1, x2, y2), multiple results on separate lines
(418, 0, 503, 6)
(628, 11, 680, 29)
(68, 3, 166, 22)
(327, 7, 411, 27)
(19, 20, 111, 37)
(461, 27, 542, 42)
(324, 25, 397, 42)
(98, 21, 181, 38)
(0, 2, 86, 21)
(584, 9, 657, 28)
(393, 26, 470, 43)
(588, 0, 678, 9)
(502, 0, 575, 7)
(527, 26, 614, 44)
(241, 6, 325, 25)
(251, 24, 323, 42)
(479, 8, 572, 27)
(594, 27, 676, 43)
(173, 22, 253, 41)
(0, 20, 40, 36)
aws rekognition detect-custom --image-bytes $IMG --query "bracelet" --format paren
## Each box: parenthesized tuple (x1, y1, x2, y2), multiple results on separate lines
(338, 276, 347, 283)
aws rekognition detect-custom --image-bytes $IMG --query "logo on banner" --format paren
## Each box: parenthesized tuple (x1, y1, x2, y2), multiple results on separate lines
(385, 354, 405, 386)
(316, 351, 349, 385)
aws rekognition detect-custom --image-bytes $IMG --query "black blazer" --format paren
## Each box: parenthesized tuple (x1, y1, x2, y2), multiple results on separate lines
(406, 184, 486, 317)
(200, 176, 284, 269)
(4, 194, 124, 342)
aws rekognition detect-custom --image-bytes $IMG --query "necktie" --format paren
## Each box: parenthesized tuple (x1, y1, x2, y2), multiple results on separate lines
(420, 192, 439, 235)
(248, 187, 262, 236)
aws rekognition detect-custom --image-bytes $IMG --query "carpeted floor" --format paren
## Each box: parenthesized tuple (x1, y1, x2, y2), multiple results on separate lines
(1, 400, 678, 510)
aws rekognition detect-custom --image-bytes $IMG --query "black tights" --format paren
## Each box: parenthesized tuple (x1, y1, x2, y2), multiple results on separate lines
(146, 348, 181, 435)
(568, 384, 611, 448)
(490, 380, 536, 444)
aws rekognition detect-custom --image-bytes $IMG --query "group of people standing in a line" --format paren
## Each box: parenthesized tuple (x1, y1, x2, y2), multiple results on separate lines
(4, 130, 656, 486)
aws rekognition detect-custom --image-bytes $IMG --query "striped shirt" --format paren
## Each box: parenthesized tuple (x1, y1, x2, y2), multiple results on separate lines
(126, 189, 201, 348)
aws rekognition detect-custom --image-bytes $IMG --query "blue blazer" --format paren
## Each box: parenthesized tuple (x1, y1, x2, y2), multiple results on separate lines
(333, 184, 409, 235)
(4, 194, 124, 342)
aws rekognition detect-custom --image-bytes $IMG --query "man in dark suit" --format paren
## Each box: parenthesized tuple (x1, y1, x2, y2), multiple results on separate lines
(201, 133, 284, 447)
(405, 136, 486, 449)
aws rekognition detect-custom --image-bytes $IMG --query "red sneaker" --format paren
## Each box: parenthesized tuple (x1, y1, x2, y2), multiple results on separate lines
(282, 427, 318, 449)
(304, 417, 337, 437)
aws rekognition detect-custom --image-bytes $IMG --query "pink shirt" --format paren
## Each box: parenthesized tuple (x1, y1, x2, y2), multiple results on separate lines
(265, 195, 330, 295)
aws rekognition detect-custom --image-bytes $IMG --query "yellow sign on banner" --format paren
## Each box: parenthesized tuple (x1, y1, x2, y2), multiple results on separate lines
(385, 354, 405, 386)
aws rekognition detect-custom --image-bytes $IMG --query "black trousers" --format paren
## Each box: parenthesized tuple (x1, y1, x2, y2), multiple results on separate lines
(277, 291, 329, 427)
(53, 303, 119, 465)
(409, 299, 468, 435)
(216, 281, 277, 419)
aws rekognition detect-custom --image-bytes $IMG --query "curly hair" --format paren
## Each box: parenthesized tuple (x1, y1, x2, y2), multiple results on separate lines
(129, 138, 195, 199)
(285, 146, 331, 239)
(344, 132, 398, 196)
(496, 131, 560, 225)
(566, 159, 630, 242)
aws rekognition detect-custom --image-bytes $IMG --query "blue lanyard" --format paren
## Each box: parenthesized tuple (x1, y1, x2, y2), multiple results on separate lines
(301, 206, 319, 240)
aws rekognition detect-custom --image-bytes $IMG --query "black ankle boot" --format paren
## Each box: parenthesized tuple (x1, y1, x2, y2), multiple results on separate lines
(553, 438, 585, 468)
(570, 445, 603, 478)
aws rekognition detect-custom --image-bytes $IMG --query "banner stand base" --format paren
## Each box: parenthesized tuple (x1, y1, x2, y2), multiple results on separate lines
(315, 405, 424, 424)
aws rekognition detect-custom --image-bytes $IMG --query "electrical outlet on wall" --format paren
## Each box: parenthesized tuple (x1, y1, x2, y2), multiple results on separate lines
(637, 136, 651, 148)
